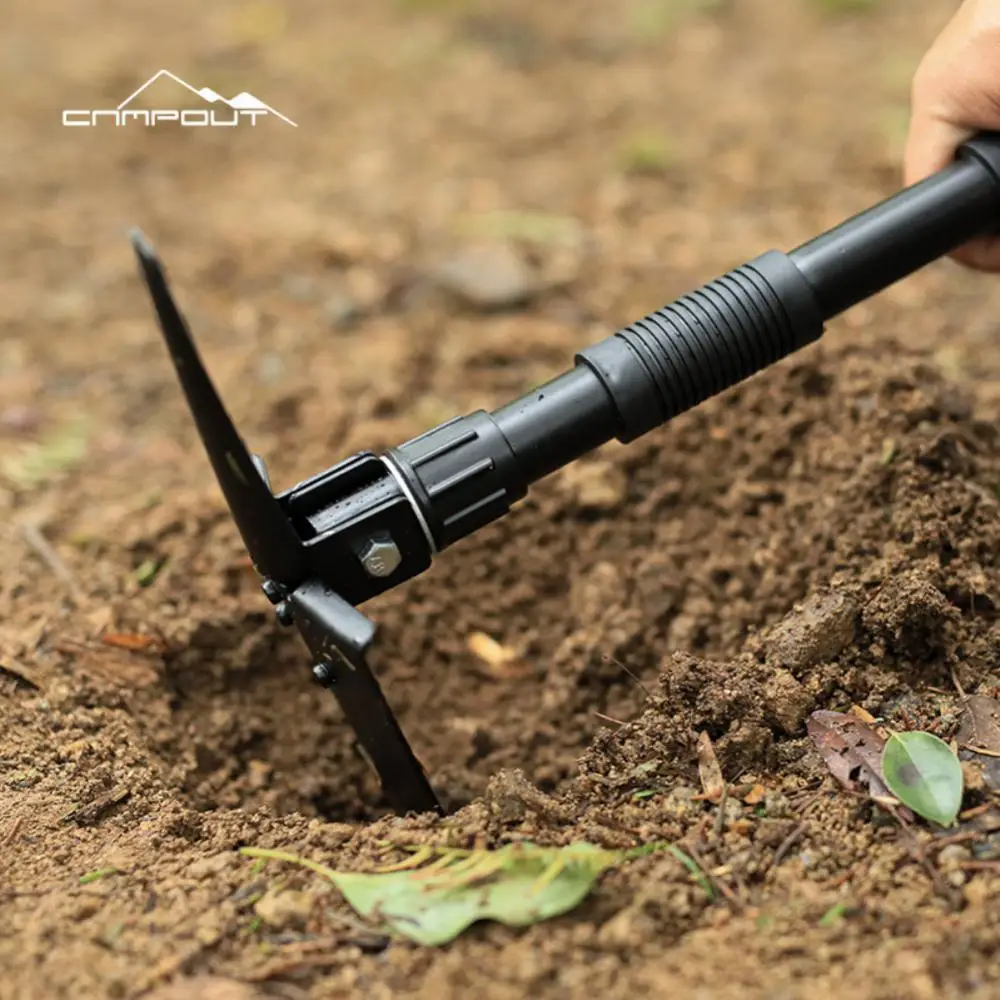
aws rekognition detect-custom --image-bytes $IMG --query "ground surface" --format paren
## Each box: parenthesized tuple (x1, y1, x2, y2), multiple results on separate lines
(5, 1, 1000, 998)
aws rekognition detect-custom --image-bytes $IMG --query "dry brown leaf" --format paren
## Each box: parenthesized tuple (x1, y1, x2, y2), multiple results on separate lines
(806, 710, 911, 821)
(957, 695, 1000, 754)
(956, 694, 1000, 790)
(743, 784, 766, 805)
(0, 661, 42, 690)
(100, 632, 168, 654)
(697, 731, 725, 803)
(849, 704, 879, 726)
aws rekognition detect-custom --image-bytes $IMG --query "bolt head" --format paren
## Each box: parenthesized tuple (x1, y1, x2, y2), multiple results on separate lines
(358, 535, 402, 578)
(275, 600, 294, 626)
(261, 579, 283, 605)
(312, 662, 333, 685)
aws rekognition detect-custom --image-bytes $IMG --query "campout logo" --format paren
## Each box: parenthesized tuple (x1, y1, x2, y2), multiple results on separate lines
(62, 68, 297, 128)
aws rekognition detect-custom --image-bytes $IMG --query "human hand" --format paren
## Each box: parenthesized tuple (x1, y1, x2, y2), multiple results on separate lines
(905, 0, 1000, 271)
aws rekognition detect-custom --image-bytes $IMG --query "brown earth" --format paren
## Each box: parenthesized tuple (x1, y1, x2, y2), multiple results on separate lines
(5, 1, 1000, 998)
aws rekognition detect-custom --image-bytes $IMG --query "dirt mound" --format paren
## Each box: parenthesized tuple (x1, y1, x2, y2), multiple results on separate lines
(125, 339, 1000, 817)
(8, 336, 1000, 998)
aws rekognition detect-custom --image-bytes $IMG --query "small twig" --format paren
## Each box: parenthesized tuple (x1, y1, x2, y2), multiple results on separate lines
(712, 783, 730, 841)
(19, 520, 85, 604)
(770, 821, 808, 871)
(951, 666, 967, 699)
(61, 787, 130, 827)
(926, 831, 984, 853)
(602, 654, 653, 700)
(593, 712, 625, 727)
(2, 815, 24, 846)
(959, 803, 996, 822)
(686, 844, 742, 913)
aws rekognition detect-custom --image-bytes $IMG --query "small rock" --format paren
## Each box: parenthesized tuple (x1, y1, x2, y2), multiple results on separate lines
(721, 797, 744, 826)
(324, 290, 362, 330)
(433, 243, 537, 311)
(559, 460, 628, 512)
(755, 818, 796, 847)
(765, 592, 857, 671)
(667, 785, 697, 805)
(718, 722, 772, 770)
(254, 888, 314, 930)
(763, 791, 793, 818)
(762, 669, 814, 734)
(187, 853, 233, 880)
(483, 768, 571, 824)
(964, 878, 991, 906)
(938, 844, 972, 871)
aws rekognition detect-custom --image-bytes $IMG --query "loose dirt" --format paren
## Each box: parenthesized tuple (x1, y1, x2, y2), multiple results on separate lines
(4, 1, 1000, 998)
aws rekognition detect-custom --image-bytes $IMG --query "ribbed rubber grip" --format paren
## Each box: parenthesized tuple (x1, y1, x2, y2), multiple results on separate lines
(576, 250, 824, 442)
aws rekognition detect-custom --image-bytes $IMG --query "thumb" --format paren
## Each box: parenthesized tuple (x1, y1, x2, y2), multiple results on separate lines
(902, 111, 974, 187)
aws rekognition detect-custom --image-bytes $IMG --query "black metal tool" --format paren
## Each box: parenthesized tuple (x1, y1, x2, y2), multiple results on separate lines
(131, 132, 1000, 817)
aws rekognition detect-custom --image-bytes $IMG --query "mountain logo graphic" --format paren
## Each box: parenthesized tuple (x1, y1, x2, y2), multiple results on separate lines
(62, 69, 298, 128)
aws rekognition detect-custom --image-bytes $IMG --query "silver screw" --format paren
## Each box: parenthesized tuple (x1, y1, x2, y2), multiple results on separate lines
(358, 534, 402, 578)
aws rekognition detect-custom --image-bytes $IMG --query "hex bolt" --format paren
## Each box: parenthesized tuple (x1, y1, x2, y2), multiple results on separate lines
(357, 533, 402, 578)
(275, 600, 294, 626)
(312, 662, 333, 685)
(261, 579, 283, 605)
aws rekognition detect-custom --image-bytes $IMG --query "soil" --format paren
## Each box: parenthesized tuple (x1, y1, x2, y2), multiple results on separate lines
(5, 1, 1000, 998)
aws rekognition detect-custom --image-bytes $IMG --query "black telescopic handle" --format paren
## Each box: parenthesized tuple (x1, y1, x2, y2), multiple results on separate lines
(568, 131, 1000, 447)
(390, 133, 1000, 553)
(790, 134, 1000, 320)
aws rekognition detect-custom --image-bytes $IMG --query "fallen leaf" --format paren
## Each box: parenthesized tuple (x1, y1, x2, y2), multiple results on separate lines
(79, 867, 119, 885)
(742, 784, 766, 806)
(957, 695, 1000, 754)
(696, 731, 725, 803)
(882, 731, 964, 827)
(849, 705, 880, 727)
(806, 710, 896, 802)
(240, 842, 662, 946)
(100, 632, 168, 654)
(956, 694, 1000, 791)
(0, 661, 42, 690)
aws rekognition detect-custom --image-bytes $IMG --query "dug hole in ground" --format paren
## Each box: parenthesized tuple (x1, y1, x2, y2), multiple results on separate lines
(4, 1, 1000, 999)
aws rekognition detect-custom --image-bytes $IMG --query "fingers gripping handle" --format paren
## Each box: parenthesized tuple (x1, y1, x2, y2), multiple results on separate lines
(576, 250, 823, 442)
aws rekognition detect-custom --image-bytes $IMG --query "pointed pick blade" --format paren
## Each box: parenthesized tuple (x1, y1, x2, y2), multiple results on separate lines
(130, 229, 306, 587)
(288, 579, 442, 816)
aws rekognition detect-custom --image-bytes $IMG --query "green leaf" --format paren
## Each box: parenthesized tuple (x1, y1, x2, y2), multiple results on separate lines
(79, 867, 118, 885)
(240, 841, 660, 946)
(135, 558, 163, 587)
(0, 417, 91, 489)
(881, 731, 963, 827)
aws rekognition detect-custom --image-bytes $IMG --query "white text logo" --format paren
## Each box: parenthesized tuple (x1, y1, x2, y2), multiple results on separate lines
(62, 69, 297, 128)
